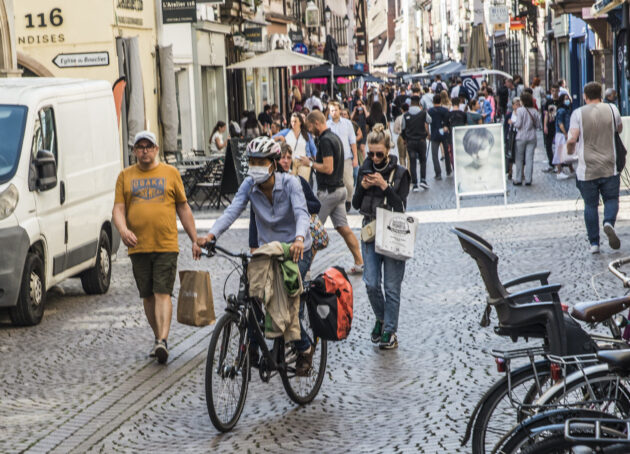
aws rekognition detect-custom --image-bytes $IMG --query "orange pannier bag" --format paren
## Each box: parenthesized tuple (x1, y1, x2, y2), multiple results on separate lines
(306, 266, 353, 341)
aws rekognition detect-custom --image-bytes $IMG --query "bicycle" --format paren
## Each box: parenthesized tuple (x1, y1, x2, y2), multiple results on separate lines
(201, 242, 328, 432)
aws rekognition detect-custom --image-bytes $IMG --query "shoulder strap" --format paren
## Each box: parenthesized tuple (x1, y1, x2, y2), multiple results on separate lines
(609, 104, 617, 150)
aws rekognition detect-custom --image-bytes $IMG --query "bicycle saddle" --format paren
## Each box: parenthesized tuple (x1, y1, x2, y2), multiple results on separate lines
(571, 296, 630, 323)
(597, 349, 630, 374)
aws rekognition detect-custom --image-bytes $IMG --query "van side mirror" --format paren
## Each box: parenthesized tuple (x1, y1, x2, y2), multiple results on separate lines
(34, 149, 57, 191)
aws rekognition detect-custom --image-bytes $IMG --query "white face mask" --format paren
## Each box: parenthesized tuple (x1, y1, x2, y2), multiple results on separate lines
(248, 165, 272, 184)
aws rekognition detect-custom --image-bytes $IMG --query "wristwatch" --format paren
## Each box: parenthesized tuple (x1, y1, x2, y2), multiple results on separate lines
(295, 236, 304, 242)
(309, 160, 313, 168)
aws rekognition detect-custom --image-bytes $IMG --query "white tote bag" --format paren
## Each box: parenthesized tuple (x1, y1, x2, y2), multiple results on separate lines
(374, 207, 417, 260)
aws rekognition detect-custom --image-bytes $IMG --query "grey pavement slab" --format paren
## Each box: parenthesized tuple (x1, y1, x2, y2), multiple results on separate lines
(2, 142, 630, 453)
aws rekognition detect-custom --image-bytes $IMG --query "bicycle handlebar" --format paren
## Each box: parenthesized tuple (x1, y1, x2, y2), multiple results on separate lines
(608, 257, 630, 288)
(200, 242, 250, 260)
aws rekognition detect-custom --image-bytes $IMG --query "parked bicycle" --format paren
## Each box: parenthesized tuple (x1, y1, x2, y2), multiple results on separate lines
(201, 242, 327, 432)
(453, 228, 630, 453)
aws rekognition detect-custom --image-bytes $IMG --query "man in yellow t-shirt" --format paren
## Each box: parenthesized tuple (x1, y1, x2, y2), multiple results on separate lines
(113, 131, 201, 364)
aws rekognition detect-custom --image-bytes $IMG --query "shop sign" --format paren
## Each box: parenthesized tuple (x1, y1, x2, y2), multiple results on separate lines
(354, 62, 365, 72)
(592, 0, 624, 18)
(289, 30, 304, 43)
(552, 15, 569, 37)
(292, 43, 308, 54)
(162, 0, 196, 24)
(244, 27, 263, 43)
(510, 17, 526, 31)
(488, 6, 509, 24)
(53, 52, 109, 68)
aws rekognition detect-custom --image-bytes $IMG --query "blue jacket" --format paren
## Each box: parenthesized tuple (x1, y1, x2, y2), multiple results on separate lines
(249, 175, 319, 248)
(555, 107, 571, 134)
(210, 172, 312, 251)
(272, 129, 317, 158)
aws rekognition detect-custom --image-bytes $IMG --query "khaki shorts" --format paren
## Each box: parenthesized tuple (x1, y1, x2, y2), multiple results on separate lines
(130, 252, 178, 298)
(343, 159, 355, 203)
(317, 187, 348, 229)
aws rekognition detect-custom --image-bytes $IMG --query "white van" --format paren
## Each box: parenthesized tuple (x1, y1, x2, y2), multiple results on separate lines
(0, 78, 121, 325)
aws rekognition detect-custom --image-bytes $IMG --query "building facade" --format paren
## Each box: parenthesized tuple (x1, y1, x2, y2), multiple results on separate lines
(14, 0, 159, 163)
(0, 0, 19, 77)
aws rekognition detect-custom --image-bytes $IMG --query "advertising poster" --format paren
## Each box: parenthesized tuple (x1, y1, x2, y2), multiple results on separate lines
(452, 123, 506, 207)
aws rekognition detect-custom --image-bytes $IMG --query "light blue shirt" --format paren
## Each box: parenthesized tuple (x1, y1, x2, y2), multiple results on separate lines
(209, 172, 312, 251)
(272, 128, 317, 158)
(327, 117, 357, 160)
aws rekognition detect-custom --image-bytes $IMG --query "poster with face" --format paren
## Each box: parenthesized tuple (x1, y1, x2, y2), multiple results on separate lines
(452, 123, 506, 197)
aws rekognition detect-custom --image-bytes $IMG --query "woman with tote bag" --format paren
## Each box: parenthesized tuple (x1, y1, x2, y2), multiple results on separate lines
(352, 124, 410, 350)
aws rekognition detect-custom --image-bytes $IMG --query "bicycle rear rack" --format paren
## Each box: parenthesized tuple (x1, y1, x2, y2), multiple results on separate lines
(565, 417, 630, 443)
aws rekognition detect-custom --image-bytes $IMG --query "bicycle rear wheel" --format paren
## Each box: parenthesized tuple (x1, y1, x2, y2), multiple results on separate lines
(205, 312, 250, 432)
(281, 306, 327, 405)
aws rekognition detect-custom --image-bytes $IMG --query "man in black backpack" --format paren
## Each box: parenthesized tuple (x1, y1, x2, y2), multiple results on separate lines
(431, 75, 446, 95)
(401, 95, 431, 191)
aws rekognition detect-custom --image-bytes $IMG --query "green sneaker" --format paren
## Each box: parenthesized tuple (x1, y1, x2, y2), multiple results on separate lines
(371, 320, 383, 344)
(379, 332, 398, 350)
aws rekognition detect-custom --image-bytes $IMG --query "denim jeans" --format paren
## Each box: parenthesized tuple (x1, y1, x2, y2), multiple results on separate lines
(514, 138, 536, 184)
(361, 240, 406, 334)
(431, 138, 451, 177)
(576, 175, 620, 246)
(295, 248, 313, 352)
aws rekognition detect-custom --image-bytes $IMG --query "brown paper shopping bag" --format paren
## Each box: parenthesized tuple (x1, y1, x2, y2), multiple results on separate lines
(177, 270, 215, 326)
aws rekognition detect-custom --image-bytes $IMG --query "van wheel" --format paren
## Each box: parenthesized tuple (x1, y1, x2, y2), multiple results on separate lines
(10, 253, 46, 326)
(81, 230, 111, 295)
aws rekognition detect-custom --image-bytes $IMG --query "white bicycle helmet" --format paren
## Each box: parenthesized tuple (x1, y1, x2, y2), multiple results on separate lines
(246, 136, 281, 160)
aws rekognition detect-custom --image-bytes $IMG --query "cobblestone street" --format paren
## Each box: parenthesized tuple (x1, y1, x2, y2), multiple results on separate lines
(4, 146, 630, 453)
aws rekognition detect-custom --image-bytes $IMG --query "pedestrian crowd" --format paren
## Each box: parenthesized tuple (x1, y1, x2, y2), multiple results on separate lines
(114, 74, 624, 367)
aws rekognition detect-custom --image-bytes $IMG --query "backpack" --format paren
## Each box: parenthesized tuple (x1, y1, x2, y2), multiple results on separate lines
(434, 82, 444, 94)
(306, 266, 353, 341)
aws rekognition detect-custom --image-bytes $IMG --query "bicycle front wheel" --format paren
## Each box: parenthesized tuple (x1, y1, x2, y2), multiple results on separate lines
(205, 312, 250, 432)
(281, 306, 327, 405)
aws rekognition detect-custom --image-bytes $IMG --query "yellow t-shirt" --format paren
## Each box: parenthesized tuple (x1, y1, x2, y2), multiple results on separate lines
(114, 162, 187, 254)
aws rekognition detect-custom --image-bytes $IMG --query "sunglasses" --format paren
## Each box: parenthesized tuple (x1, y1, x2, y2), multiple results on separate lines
(367, 151, 385, 159)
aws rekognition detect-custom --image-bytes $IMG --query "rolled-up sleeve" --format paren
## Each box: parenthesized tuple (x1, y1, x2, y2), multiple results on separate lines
(288, 177, 310, 240)
(209, 178, 252, 238)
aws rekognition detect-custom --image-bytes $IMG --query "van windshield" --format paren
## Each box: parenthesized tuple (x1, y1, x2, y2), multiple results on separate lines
(0, 105, 28, 184)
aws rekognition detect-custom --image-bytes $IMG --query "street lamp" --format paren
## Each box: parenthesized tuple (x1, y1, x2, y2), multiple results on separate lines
(324, 5, 332, 22)
(344, 14, 349, 28)
(305, 1, 319, 28)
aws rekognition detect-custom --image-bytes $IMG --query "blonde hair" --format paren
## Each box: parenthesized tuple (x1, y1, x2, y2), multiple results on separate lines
(440, 90, 450, 107)
(367, 123, 392, 149)
(292, 86, 302, 102)
(328, 101, 341, 109)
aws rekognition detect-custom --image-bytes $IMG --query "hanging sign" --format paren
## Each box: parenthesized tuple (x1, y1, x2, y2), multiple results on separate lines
(292, 42, 308, 54)
(162, 0, 197, 24)
(510, 17, 526, 31)
(244, 27, 263, 43)
(488, 6, 510, 24)
(289, 30, 304, 43)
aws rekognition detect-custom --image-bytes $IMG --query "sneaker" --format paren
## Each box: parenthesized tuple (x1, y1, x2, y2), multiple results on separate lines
(379, 332, 398, 350)
(348, 263, 364, 275)
(435, 175, 442, 181)
(295, 345, 314, 377)
(557, 172, 570, 180)
(590, 244, 600, 254)
(419, 180, 429, 189)
(446, 171, 453, 178)
(149, 339, 159, 358)
(604, 223, 621, 250)
(371, 320, 383, 344)
(155, 340, 169, 364)
(542, 165, 554, 173)
(412, 185, 420, 193)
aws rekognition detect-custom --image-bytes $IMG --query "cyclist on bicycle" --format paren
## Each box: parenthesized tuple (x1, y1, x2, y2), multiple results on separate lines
(198, 136, 315, 375)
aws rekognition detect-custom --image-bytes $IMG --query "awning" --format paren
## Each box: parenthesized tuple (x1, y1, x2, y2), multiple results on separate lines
(227, 48, 326, 69)
(291, 64, 364, 79)
(427, 60, 466, 77)
(372, 44, 396, 67)
(402, 72, 431, 82)
(461, 68, 512, 79)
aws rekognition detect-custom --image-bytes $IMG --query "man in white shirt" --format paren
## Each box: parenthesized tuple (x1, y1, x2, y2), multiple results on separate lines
(327, 101, 358, 211)
(304, 90, 323, 111)
(421, 86, 434, 111)
(450, 79, 462, 99)
(566, 81, 623, 254)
